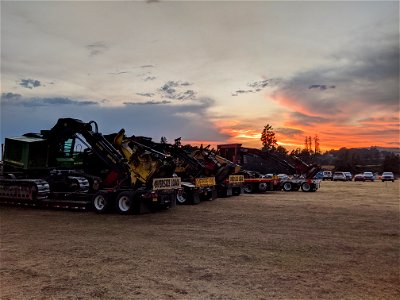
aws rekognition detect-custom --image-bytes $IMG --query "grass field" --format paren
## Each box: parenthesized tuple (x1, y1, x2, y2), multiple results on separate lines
(1, 181, 399, 299)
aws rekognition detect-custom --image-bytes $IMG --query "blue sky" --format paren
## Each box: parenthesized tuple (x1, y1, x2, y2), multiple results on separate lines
(1, 0, 399, 150)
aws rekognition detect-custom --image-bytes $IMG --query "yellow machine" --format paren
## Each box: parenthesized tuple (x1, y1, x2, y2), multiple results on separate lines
(113, 129, 176, 188)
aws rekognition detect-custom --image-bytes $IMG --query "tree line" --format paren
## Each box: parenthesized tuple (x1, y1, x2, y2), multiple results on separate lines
(260, 124, 400, 174)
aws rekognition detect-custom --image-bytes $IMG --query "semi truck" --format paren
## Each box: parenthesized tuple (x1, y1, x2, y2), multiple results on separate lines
(0, 118, 181, 214)
(190, 145, 243, 197)
(115, 136, 222, 205)
(240, 148, 321, 192)
(235, 170, 280, 193)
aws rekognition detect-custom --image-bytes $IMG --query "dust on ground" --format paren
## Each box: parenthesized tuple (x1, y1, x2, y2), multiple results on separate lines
(1, 181, 399, 299)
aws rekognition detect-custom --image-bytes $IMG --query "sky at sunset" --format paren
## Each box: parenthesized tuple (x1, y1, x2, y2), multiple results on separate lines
(1, 0, 399, 152)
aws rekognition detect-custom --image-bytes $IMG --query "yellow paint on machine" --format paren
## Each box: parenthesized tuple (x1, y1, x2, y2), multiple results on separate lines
(195, 177, 216, 188)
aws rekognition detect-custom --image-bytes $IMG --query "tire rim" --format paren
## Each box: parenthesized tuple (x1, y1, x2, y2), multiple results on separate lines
(258, 183, 267, 192)
(302, 183, 311, 192)
(176, 194, 187, 204)
(94, 195, 106, 210)
(244, 185, 252, 193)
(118, 195, 131, 212)
(283, 183, 292, 191)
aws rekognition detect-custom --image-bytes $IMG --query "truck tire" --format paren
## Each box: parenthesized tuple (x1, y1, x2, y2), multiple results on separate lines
(243, 183, 254, 193)
(258, 182, 268, 192)
(176, 191, 189, 204)
(283, 182, 292, 192)
(92, 191, 110, 213)
(301, 182, 311, 192)
(232, 186, 241, 196)
(115, 191, 135, 214)
(200, 191, 212, 201)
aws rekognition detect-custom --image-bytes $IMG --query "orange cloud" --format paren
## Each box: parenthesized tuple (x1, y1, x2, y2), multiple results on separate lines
(266, 88, 400, 151)
(209, 110, 399, 152)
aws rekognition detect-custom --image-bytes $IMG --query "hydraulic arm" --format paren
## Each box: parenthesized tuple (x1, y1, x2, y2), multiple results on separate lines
(44, 118, 131, 182)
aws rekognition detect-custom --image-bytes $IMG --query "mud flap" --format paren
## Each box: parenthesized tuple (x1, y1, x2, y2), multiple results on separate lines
(191, 189, 201, 204)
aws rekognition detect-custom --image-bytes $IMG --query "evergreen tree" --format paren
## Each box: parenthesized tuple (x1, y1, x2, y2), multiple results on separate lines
(260, 124, 277, 151)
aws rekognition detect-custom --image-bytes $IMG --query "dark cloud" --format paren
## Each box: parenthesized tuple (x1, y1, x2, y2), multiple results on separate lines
(124, 100, 171, 105)
(333, 39, 399, 82)
(358, 116, 399, 124)
(108, 71, 129, 75)
(42, 98, 98, 106)
(158, 81, 196, 100)
(1, 92, 22, 101)
(1, 96, 228, 144)
(19, 79, 41, 89)
(1, 93, 98, 107)
(160, 81, 192, 89)
(276, 127, 304, 137)
(86, 41, 108, 56)
(308, 85, 336, 90)
(176, 90, 196, 100)
(144, 76, 156, 81)
(248, 80, 269, 89)
(290, 112, 330, 126)
(232, 90, 254, 96)
(232, 79, 274, 96)
(273, 34, 399, 116)
(140, 65, 155, 68)
(136, 92, 155, 97)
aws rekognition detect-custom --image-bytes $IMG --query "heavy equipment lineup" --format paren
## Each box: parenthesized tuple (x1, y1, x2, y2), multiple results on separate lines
(0, 118, 321, 214)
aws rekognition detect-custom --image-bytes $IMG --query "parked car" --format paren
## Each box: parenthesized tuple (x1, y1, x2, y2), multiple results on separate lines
(277, 174, 289, 181)
(343, 172, 353, 181)
(333, 171, 347, 181)
(261, 173, 274, 179)
(354, 174, 365, 181)
(322, 171, 333, 181)
(363, 171, 375, 181)
(314, 171, 324, 180)
(381, 172, 395, 182)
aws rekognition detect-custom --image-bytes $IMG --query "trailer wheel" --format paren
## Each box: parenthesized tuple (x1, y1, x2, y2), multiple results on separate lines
(258, 182, 268, 192)
(176, 192, 189, 204)
(115, 191, 135, 214)
(232, 187, 241, 196)
(92, 192, 110, 213)
(283, 182, 292, 192)
(301, 182, 312, 192)
(243, 183, 254, 193)
(200, 191, 212, 201)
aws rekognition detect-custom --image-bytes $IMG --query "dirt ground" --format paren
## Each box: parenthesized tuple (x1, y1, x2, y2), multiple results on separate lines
(1, 181, 399, 299)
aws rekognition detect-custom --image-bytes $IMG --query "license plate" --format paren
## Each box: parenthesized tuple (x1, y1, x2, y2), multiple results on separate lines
(153, 177, 181, 190)
(195, 177, 216, 188)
